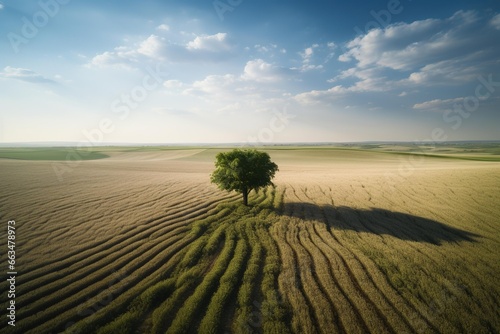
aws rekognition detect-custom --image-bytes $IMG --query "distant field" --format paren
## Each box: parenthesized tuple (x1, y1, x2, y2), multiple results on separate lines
(0, 146, 499, 333)
(0, 148, 108, 161)
(1, 142, 500, 162)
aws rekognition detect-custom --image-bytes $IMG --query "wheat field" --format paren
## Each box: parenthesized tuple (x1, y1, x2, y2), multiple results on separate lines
(0, 147, 499, 334)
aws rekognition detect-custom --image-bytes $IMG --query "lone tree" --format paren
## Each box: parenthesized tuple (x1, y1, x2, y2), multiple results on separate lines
(211, 149, 279, 206)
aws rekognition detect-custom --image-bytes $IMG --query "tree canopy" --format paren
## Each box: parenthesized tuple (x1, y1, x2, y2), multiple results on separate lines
(210, 149, 279, 206)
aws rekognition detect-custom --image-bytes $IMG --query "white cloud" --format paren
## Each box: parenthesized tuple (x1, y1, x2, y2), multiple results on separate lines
(137, 35, 165, 59)
(156, 24, 170, 32)
(252, 44, 287, 58)
(300, 46, 317, 63)
(296, 10, 500, 107)
(88, 41, 142, 68)
(183, 72, 284, 115)
(254, 44, 278, 53)
(337, 10, 492, 73)
(179, 59, 296, 116)
(186, 33, 230, 52)
(404, 54, 482, 85)
(163, 79, 184, 89)
(0, 66, 55, 84)
(0, 4, 4, 10)
(491, 14, 500, 30)
(185, 59, 293, 99)
(242, 59, 291, 82)
(413, 97, 465, 112)
(294, 86, 348, 105)
(186, 74, 238, 97)
(317, 10, 500, 103)
(88, 31, 235, 68)
(298, 47, 324, 70)
(340, 18, 444, 70)
(297, 43, 335, 72)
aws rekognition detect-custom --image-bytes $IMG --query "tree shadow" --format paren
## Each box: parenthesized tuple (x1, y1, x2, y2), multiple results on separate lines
(279, 202, 479, 245)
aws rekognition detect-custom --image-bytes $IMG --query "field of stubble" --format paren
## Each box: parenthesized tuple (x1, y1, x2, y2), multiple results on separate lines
(0, 147, 499, 334)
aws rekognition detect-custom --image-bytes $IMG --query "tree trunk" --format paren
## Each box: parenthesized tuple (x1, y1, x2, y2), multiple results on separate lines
(242, 188, 249, 206)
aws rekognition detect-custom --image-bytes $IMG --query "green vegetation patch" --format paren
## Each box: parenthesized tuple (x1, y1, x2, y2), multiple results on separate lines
(0, 148, 109, 161)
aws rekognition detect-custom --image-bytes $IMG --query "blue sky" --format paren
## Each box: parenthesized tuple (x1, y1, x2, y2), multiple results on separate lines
(0, 0, 499, 144)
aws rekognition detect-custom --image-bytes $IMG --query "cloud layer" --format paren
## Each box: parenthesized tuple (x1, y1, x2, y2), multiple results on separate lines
(298, 10, 500, 106)
(89, 32, 235, 68)
(0, 66, 55, 84)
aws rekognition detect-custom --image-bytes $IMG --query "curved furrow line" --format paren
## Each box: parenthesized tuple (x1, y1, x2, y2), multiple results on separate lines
(302, 187, 314, 202)
(161, 187, 222, 210)
(16, 202, 236, 301)
(157, 192, 239, 222)
(161, 194, 220, 216)
(305, 191, 430, 333)
(149, 228, 234, 334)
(253, 218, 289, 333)
(297, 223, 364, 333)
(147, 193, 239, 225)
(16, 230, 187, 325)
(146, 206, 246, 333)
(304, 223, 380, 333)
(46, 181, 160, 205)
(38, 233, 195, 334)
(17, 229, 193, 334)
(127, 188, 196, 212)
(307, 222, 398, 334)
(286, 222, 338, 333)
(17, 197, 225, 280)
(320, 222, 438, 333)
(150, 274, 204, 334)
(395, 181, 436, 211)
(13, 231, 189, 333)
(292, 185, 418, 331)
(288, 185, 301, 203)
(16, 198, 213, 278)
(233, 224, 264, 333)
(368, 211, 490, 287)
(142, 185, 218, 211)
(198, 237, 250, 333)
(15, 222, 189, 310)
(281, 185, 298, 216)
(40, 189, 147, 215)
(20, 185, 227, 246)
(16, 216, 190, 289)
(272, 220, 318, 334)
(359, 210, 490, 314)
(357, 207, 498, 332)
(17, 210, 176, 272)
(166, 229, 237, 334)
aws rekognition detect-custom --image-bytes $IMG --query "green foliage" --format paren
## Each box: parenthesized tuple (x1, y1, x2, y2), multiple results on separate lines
(211, 149, 279, 205)
(151, 276, 202, 334)
(96, 311, 142, 334)
(167, 230, 237, 334)
(178, 236, 208, 268)
(130, 279, 176, 312)
(204, 222, 231, 254)
(198, 238, 249, 333)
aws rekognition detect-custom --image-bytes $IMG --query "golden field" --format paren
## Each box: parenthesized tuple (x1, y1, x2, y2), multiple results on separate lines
(0, 146, 499, 334)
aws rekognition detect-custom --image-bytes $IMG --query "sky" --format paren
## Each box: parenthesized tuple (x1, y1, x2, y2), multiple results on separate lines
(0, 0, 499, 144)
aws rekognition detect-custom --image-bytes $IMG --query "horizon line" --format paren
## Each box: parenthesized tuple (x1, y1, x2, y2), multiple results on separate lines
(1, 140, 500, 148)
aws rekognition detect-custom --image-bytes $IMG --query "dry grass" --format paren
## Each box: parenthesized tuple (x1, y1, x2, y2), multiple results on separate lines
(0, 147, 498, 333)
